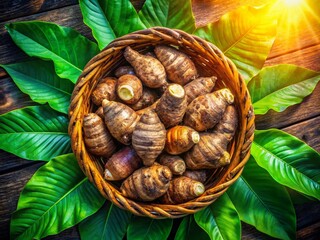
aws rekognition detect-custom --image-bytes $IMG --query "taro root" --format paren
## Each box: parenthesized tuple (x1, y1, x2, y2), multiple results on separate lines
(104, 146, 142, 181)
(129, 87, 158, 111)
(124, 46, 167, 88)
(114, 65, 135, 78)
(184, 76, 217, 104)
(183, 170, 207, 183)
(132, 110, 166, 166)
(120, 164, 172, 202)
(102, 99, 139, 145)
(154, 45, 198, 85)
(83, 113, 117, 158)
(183, 88, 234, 132)
(165, 125, 200, 155)
(116, 74, 143, 104)
(160, 176, 205, 204)
(91, 77, 117, 106)
(158, 154, 186, 176)
(155, 84, 187, 128)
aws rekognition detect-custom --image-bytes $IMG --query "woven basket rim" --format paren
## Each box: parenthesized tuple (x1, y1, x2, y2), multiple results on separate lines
(68, 27, 255, 219)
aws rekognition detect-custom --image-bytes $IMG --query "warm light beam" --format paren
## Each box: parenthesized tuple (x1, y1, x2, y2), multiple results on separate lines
(284, 0, 303, 7)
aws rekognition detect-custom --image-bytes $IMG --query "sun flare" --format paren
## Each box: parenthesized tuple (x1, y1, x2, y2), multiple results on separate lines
(284, 0, 303, 7)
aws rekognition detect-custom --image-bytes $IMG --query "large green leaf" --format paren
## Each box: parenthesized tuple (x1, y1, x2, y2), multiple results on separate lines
(194, 4, 278, 82)
(175, 215, 210, 240)
(10, 154, 105, 240)
(1, 60, 73, 114)
(127, 217, 173, 240)
(194, 193, 241, 240)
(252, 129, 320, 199)
(80, 0, 145, 50)
(228, 156, 296, 240)
(0, 105, 71, 161)
(248, 64, 320, 115)
(139, 0, 195, 33)
(79, 202, 131, 240)
(6, 21, 99, 83)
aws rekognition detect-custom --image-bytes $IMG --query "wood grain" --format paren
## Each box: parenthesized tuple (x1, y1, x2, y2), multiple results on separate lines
(0, 162, 45, 239)
(0, 0, 78, 22)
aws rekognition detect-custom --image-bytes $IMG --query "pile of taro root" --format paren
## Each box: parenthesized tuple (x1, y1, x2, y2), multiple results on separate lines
(83, 45, 238, 204)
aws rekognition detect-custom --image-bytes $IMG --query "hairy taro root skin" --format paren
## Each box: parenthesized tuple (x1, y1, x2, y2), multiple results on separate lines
(91, 77, 117, 106)
(102, 99, 139, 145)
(183, 88, 234, 132)
(124, 46, 167, 88)
(160, 176, 205, 204)
(83, 113, 117, 158)
(184, 76, 217, 104)
(104, 146, 142, 181)
(114, 65, 135, 78)
(129, 87, 158, 111)
(165, 125, 200, 155)
(116, 74, 143, 104)
(154, 45, 198, 86)
(132, 110, 166, 166)
(158, 154, 186, 175)
(183, 170, 207, 183)
(120, 164, 172, 202)
(156, 84, 188, 128)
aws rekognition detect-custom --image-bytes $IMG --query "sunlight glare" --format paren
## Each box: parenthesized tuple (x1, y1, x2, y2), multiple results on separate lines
(284, 0, 303, 7)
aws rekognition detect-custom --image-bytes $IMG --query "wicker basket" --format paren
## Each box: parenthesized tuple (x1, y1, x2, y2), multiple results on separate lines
(68, 27, 255, 219)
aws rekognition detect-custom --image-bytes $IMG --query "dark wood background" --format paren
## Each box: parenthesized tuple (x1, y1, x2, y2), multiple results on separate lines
(0, 0, 319, 239)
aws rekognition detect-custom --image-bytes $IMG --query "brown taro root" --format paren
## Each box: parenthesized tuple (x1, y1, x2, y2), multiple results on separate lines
(154, 45, 198, 85)
(158, 154, 186, 175)
(155, 84, 187, 128)
(132, 110, 166, 166)
(184, 76, 217, 104)
(160, 176, 205, 204)
(184, 132, 231, 169)
(129, 87, 158, 111)
(165, 125, 200, 155)
(120, 164, 172, 202)
(91, 77, 117, 106)
(83, 113, 117, 158)
(183, 88, 234, 132)
(102, 99, 139, 145)
(104, 146, 142, 181)
(116, 74, 143, 104)
(114, 65, 135, 78)
(183, 170, 207, 183)
(124, 46, 167, 88)
(95, 106, 104, 119)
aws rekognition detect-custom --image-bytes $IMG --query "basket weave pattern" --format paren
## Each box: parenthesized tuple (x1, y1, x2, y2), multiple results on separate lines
(68, 27, 255, 218)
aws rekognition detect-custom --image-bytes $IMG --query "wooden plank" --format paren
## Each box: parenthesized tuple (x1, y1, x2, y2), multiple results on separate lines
(0, 0, 78, 22)
(265, 43, 320, 72)
(282, 114, 320, 152)
(0, 77, 34, 115)
(255, 82, 320, 130)
(0, 150, 37, 174)
(0, 4, 93, 78)
(0, 162, 45, 239)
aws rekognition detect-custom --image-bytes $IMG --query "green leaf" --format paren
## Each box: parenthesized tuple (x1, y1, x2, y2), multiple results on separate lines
(127, 216, 173, 240)
(194, 4, 278, 82)
(175, 215, 210, 240)
(248, 64, 320, 115)
(6, 21, 99, 83)
(252, 129, 320, 199)
(79, 202, 131, 240)
(194, 193, 241, 240)
(80, 0, 145, 50)
(0, 105, 71, 161)
(10, 154, 105, 240)
(1, 60, 73, 114)
(139, 0, 196, 33)
(228, 156, 296, 240)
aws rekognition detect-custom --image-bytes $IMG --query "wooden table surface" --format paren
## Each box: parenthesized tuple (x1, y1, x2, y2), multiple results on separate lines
(0, 0, 319, 239)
